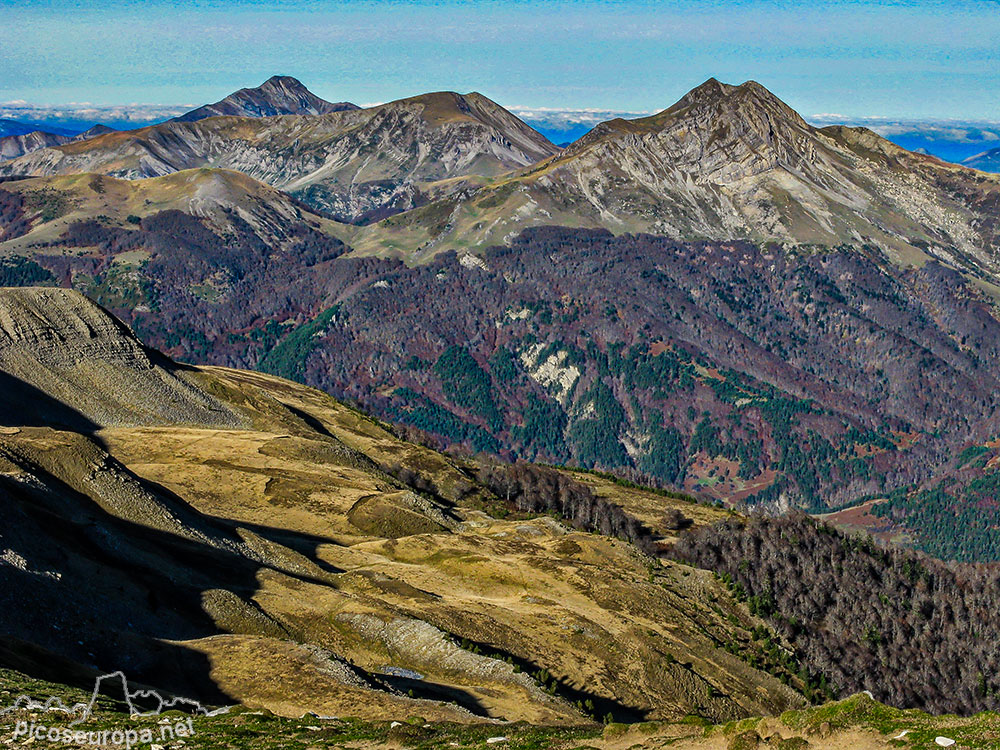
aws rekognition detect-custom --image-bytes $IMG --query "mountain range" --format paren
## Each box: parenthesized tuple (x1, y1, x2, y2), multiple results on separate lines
(2, 285, 1000, 746)
(2, 76, 1000, 564)
(0, 76, 358, 166)
(170, 74, 359, 122)
(6, 71, 1000, 746)
(349, 79, 1000, 263)
(0, 85, 559, 223)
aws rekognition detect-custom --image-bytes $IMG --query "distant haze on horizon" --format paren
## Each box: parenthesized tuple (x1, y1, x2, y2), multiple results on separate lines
(1, 0, 998, 122)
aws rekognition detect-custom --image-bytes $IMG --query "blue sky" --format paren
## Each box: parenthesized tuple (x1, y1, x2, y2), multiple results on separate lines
(2, 0, 999, 120)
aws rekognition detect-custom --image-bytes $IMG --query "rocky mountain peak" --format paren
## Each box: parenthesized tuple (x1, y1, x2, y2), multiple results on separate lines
(364, 89, 559, 163)
(566, 78, 812, 158)
(654, 78, 811, 136)
(559, 77, 820, 188)
(259, 74, 308, 91)
(172, 75, 359, 123)
(672, 76, 736, 106)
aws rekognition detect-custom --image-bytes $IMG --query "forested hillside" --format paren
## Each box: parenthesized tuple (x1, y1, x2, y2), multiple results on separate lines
(5, 188, 1000, 519)
(672, 513, 1000, 714)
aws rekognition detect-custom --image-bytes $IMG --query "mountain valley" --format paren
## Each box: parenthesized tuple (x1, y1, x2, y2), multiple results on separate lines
(3, 72, 1000, 746)
(6, 0, 1000, 737)
(0, 286, 805, 724)
(1, 206, 999, 567)
(3, 287, 1000, 748)
(3, 77, 1000, 567)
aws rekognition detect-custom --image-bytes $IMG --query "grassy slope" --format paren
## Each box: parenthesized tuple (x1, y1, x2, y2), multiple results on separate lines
(102, 366, 805, 723)
(0, 318, 803, 727)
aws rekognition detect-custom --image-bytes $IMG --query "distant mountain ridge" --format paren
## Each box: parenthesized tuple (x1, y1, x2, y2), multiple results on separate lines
(0, 124, 116, 160)
(965, 146, 1000, 173)
(0, 89, 559, 223)
(351, 78, 1000, 269)
(171, 75, 358, 122)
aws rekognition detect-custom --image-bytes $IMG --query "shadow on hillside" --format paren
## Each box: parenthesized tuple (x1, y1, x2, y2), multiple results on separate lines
(0, 465, 243, 707)
(120, 462, 348, 579)
(0, 371, 99, 433)
(0, 454, 468, 715)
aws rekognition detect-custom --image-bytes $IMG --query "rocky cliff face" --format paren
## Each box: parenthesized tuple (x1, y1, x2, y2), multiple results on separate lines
(171, 75, 358, 122)
(0, 92, 560, 223)
(0, 130, 72, 160)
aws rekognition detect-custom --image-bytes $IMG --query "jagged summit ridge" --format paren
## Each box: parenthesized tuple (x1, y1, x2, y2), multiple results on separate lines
(357, 77, 1000, 265)
(565, 78, 818, 181)
(172, 75, 359, 122)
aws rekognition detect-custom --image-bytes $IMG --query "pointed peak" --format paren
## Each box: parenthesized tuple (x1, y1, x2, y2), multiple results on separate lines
(259, 75, 307, 90)
(696, 77, 732, 93)
(171, 76, 358, 123)
(733, 80, 795, 106)
(679, 77, 737, 104)
(563, 76, 815, 165)
(643, 77, 809, 131)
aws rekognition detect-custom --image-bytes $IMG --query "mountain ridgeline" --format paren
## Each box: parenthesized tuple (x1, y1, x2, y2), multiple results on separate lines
(2, 77, 1000, 562)
(0, 124, 115, 160)
(0, 83, 559, 224)
(965, 146, 1000, 173)
(171, 75, 359, 122)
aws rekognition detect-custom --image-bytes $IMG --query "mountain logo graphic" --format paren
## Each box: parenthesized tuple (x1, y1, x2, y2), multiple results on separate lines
(0, 672, 229, 726)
